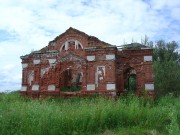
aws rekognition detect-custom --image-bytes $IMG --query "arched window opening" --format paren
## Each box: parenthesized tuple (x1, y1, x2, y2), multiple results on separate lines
(60, 40, 83, 52)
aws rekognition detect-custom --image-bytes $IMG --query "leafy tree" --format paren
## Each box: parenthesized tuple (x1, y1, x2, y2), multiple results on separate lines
(152, 40, 180, 96)
(153, 40, 179, 62)
(153, 60, 180, 96)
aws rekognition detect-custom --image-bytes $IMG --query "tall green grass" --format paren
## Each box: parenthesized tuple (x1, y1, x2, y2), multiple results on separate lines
(0, 93, 179, 135)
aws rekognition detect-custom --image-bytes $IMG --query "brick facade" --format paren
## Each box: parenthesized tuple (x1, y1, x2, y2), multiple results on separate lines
(20, 27, 154, 98)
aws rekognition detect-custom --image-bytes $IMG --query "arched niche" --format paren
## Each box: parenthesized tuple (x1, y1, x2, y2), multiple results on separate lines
(60, 40, 83, 52)
(124, 67, 137, 92)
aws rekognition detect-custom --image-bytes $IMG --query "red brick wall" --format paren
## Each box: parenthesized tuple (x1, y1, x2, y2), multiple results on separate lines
(20, 28, 154, 98)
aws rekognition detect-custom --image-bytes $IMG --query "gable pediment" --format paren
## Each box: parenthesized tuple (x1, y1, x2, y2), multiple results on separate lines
(65, 27, 88, 36)
(38, 27, 115, 54)
(53, 27, 89, 42)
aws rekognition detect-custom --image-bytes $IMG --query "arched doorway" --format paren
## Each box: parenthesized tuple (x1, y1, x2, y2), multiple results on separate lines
(128, 74, 136, 92)
(60, 68, 83, 92)
(124, 68, 136, 93)
(62, 68, 72, 88)
(57, 53, 86, 92)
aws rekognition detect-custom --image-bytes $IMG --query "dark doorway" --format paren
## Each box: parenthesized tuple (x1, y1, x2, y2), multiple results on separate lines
(124, 68, 136, 93)
(63, 69, 72, 88)
(128, 74, 136, 92)
(60, 69, 81, 92)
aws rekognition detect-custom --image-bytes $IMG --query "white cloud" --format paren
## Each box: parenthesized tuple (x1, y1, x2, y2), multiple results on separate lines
(0, 0, 180, 91)
(171, 8, 180, 21)
(0, 63, 21, 91)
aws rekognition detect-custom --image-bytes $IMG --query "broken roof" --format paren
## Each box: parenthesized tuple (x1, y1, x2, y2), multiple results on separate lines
(118, 43, 151, 50)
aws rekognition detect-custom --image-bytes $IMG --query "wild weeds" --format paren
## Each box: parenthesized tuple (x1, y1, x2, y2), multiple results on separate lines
(0, 93, 179, 135)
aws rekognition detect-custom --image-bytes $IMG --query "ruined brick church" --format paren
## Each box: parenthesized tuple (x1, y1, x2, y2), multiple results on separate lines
(20, 27, 154, 98)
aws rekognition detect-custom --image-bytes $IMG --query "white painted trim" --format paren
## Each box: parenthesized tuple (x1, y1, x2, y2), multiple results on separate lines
(87, 84, 95, 90)
(106, 84, 116, 90)
(144, 56, 152, 62)
(22, 63, 28, 68)
(28, 71, 34, 86)
(106, 54, 115, 60)
(48, 85, 55, 91)
(96, 66, 105, 87)
(32, 85, 39, 91)
(145, 84, 154, 90)
(33, 59, 41, 64)
(21, 86, 27, 91)
(41, 68, 49, 77)
(48, 59, 56, 64)
(87, 55, 95, 61)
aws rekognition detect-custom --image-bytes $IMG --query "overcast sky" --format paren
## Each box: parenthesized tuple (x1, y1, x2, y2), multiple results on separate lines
(0, 0, 180, 91)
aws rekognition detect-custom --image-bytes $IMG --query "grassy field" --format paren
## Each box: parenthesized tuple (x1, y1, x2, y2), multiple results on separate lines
(0, 92, 179, 135)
